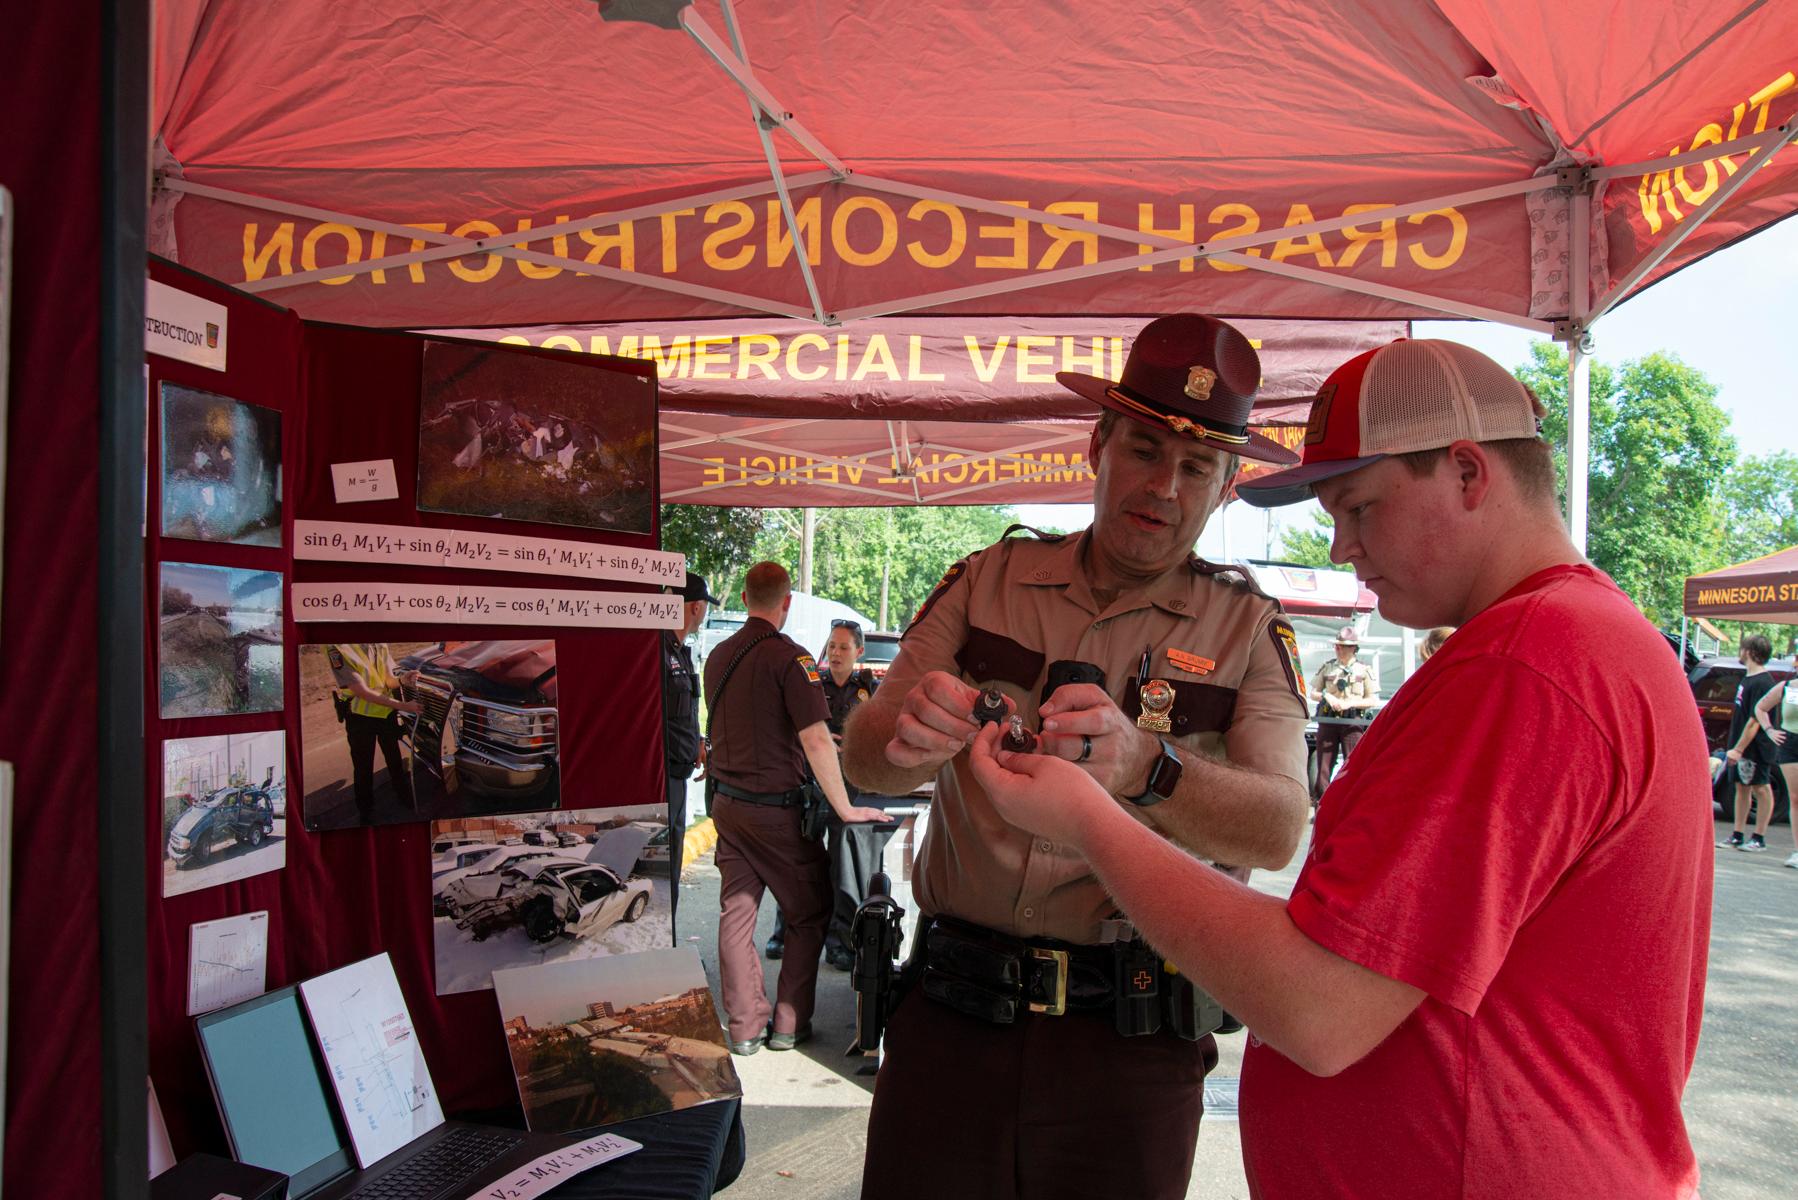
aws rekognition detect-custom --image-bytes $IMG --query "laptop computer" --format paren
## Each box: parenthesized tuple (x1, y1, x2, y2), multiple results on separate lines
(195, 982, 570, 1199)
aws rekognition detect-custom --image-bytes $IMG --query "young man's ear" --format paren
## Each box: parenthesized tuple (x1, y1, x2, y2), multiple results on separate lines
(1448, 441, 1494, 511)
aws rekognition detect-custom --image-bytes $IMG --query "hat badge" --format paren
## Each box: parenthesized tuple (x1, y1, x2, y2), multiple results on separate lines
(1184, 365, 1217, 402)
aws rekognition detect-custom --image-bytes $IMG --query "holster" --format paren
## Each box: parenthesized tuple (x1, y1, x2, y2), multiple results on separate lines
(797, 780, 829, 841)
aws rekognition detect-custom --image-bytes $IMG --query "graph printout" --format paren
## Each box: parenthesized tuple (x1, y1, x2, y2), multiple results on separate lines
(299, 953, 445, 1167)
(187, 911, 270, 1016)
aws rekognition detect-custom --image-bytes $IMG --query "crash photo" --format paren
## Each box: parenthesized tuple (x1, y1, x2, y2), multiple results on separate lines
(162, 731, 286, 897)
(298, 639, 562, 831)
(159, 383, 282, 547)
(430, 804, 673, 995)
(158, 563, 283, 719)
(414, 339, 655, 535)
(493, 947, 739, 1133)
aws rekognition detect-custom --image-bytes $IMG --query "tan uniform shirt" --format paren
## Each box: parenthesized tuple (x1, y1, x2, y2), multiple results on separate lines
(1311, 657, 1376, 715)
(887, 528, 1309, 943)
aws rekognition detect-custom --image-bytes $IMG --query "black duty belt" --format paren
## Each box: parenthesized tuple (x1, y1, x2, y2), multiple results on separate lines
(915, 915, 1221, 1040)
(711, 779, 807, 807)
(917, 916, 1116, 1023)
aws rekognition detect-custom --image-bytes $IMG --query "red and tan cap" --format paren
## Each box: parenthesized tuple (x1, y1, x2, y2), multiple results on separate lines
(1236, 339, 1542, 507)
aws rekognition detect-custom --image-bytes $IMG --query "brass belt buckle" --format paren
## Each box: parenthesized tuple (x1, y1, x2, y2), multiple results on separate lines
(1027, 947, 1069, 1016)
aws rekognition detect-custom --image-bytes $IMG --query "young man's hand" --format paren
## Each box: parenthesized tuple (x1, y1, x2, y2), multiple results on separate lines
(967, 723, 1113, 847)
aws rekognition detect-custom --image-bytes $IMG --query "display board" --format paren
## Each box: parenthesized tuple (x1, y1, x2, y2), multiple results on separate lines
(142, 261, 675, 1159)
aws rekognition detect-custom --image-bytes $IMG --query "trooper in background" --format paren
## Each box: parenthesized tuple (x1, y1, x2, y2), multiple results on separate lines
(766, 618, 882, 966)
(842, 314, 1309, 1200)
(707, 562, 892, 1056)
(329, 643, 421, 824)
(661, 571, 718, 928)
(1307, 626, 1376, 799)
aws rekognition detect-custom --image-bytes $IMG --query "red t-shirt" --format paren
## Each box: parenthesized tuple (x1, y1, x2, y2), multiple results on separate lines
(1240, 564, 1713, 1199)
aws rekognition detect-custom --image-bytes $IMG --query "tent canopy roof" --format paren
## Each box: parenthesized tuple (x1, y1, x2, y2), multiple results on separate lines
(1684, 546, 1798, 625)
(152, 1, 1798, 332)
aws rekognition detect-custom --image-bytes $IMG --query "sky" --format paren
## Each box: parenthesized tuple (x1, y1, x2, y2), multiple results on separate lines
(1015, 216, 1798, 558)
(494, 947, 704, 1027)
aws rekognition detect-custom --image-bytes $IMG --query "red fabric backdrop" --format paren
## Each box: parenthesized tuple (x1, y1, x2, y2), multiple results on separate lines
(1, 3, 105, 1193)
(143, 266, 670, 1158)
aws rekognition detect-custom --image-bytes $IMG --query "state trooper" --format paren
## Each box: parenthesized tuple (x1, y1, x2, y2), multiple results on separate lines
(842, 314, 1311, 1200)
(1308, 625, 1377, 798)
(661, 571, 718, 928)
(705, 562, 892, 1056)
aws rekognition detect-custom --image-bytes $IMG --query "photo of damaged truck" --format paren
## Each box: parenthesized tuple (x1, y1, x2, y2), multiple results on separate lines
(400, 639, 562, 818)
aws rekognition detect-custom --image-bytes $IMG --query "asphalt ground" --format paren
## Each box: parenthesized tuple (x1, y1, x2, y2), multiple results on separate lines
(674, 795, 1798, 1199)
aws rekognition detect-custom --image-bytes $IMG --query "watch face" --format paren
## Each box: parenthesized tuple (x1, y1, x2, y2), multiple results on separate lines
(1148, 742, 1183, 797)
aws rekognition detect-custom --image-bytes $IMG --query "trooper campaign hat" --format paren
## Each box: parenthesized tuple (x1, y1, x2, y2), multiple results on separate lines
(1237, 338, 1544, 507)
(1056, 314, 1299, 466)
(679, 571, 721, 604)
(1334, 626, 1359, 646)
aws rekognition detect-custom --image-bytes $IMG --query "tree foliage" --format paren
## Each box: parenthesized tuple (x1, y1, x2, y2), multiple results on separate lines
(1718, 451, 1798, 568)
(658, 504, 767, 591)
(748, 505, 1021, 629)
(1515, 341, 1736, 627)
(1279, 512, 1345, 571)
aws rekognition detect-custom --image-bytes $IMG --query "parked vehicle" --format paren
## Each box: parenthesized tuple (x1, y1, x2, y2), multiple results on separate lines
(399, 641, 559, 802)
(633, 823, 674, 878)
(1689, 655, 1794, 825)
(556, 831, 586, 848)
(430, 843, 500, 882)
(521, 829, 556, 847)
(167, 784, 276, 868)
(862, 632, 902, 681)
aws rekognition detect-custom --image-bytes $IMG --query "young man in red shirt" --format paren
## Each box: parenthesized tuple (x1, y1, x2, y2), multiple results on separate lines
(964, 340, 1714, 1199)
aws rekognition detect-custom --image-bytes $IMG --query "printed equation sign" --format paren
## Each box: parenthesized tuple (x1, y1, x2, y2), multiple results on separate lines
(292, 582, 685, 630)
(330, 459, 401, 504)
(469, 1133, 641, 1200)
(296, 520, 685, 587)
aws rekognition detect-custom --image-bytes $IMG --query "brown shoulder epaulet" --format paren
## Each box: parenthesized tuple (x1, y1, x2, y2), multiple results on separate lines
(1189, 557, 1277, 603)
(1002, 523, 1068, 542)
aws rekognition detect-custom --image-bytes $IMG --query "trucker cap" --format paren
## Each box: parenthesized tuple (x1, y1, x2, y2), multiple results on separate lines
(678, 571, 721, 604)
(1236, 339, 1543, 508)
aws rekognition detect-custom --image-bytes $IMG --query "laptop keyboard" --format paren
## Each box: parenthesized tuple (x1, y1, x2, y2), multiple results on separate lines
(344, 1127, 525, 1200)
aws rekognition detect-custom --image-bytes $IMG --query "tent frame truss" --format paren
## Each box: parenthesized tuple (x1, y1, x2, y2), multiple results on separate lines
(150, 2, 1798, 546)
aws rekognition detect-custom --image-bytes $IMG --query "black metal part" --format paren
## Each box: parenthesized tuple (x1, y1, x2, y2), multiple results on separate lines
(101, 1, 151, 1195)
(972, 688, 1008, 726)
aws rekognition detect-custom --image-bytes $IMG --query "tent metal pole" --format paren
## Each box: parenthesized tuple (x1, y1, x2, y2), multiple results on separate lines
(1590, 124, 1792, 181)
(1565, 337, 1592, 553)
(1565, 169, 1595, 555)
(679, 7, 847, 177)
(1206, 251, 1559, 332)
(718, 0, 831, 324)
(1587, 114, 1798, 321)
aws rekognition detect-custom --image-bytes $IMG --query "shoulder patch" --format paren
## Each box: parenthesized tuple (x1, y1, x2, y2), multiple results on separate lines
(797, 653, 821, 684)
(327, 647, 346, 670)
(1269, 618, 1304, 701)
(907, 555, 972, 632)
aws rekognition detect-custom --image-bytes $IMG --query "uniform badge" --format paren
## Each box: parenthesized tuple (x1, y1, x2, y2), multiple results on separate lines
(1137, 679, 1175, 732)
(856, 688, 870, 701)
(1167, 649, 1214, 677)
(1184, 365, 1217, 402)
(797, 653, 821, 684)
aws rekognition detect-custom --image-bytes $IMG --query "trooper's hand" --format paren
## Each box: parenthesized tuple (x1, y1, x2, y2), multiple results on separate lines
(1037, 682, 1159, 796)
(886, 670, 991, 770)
(841, 805, 898, 825)
(967, 724, 1108, 847)
(393, 699, 424, 716)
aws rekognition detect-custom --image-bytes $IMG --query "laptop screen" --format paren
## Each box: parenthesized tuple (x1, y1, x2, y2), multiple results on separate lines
(196, 987, 354, 1195)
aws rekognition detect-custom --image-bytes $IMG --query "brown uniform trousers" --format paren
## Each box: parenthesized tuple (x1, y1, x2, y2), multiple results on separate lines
(862, 990, 1216, 1200)
(713, 793, 830, 1042)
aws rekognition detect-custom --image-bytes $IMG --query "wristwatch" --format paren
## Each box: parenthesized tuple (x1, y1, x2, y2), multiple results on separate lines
(1122, 737, 1182, 807)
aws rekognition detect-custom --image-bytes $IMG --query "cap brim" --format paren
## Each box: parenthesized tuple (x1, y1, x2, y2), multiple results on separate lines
(1233, 453, 1388, 508)
(1057, 371, 1300, 466)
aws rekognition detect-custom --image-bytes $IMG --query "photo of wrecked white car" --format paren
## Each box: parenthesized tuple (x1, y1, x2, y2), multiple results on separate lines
(447, 857, 653, 944)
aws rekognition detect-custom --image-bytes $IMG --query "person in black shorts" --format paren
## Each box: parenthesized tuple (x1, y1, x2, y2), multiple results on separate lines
(1721, 633, 1779, 851)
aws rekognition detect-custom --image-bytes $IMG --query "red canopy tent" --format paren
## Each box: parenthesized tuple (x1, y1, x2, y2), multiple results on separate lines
(149, 0, 1798, 533)
(1684, 546, 1798, 625)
